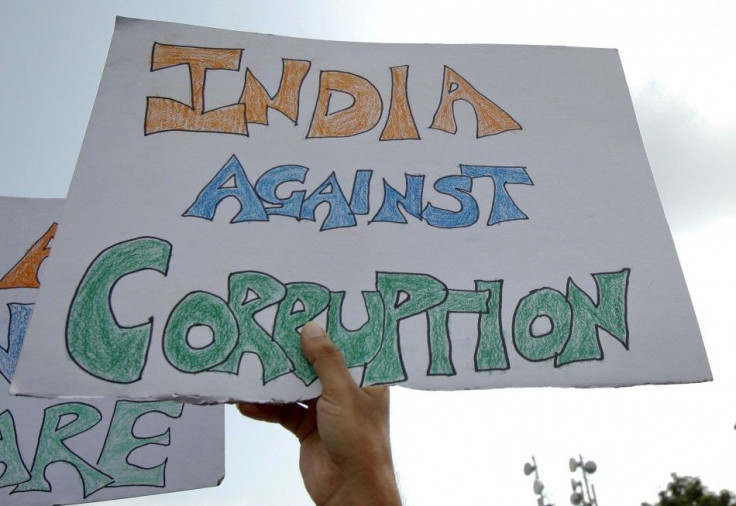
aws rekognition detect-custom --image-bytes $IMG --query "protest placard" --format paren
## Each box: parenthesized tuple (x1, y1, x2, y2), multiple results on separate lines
(12, 18, 710, 403)
(1, 196, 224, 504)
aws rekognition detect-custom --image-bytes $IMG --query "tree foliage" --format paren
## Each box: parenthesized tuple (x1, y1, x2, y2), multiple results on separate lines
(642, 474, 736, 506)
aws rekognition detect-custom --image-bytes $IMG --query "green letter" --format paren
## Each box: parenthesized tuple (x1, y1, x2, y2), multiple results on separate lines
(557, 269, 630, 366)
(474, 280, 509, 371)
(163, 292, 238, 373)
(0, 410, 30, 487)
(98, 400, 184, 487)
(213, 271, 293, 383)
(363, 273, 447, 385)
(327, 291, 385, 368)
(273, 283, 330, 385)
(67, 237, 171, 383)
(426, 290, 488, 376)
(15, 403, 113, 497)
(513, 288, 571, 362)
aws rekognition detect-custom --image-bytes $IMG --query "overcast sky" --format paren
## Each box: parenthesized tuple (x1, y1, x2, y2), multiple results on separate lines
(1, 1, 735, 505)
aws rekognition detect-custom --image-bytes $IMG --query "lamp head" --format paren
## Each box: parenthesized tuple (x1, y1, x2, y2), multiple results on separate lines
(533, 479, 545, 495)
(524, 462, 536, 476)
(570, 491, 584, 505)
(569, 457, 579, 472)
(583, 461, 597, 474)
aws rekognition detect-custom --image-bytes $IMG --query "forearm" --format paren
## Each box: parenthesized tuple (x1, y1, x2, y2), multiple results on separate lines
(324, 466, 401, 506)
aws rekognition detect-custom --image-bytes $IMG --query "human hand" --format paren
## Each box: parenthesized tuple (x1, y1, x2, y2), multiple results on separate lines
(237, 321, 401, 506)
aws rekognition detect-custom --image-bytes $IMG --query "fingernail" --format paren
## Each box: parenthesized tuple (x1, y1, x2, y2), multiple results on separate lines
(301, 321, 324, 339)
(236, 403, 252, 416)
(237, 402, 264, 418)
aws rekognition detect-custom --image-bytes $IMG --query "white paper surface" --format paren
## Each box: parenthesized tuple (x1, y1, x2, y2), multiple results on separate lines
(12, 17, 710, 403)
(0, 196, 224, 504)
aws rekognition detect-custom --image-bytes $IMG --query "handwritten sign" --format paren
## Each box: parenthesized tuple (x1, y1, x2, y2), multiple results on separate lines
(12, 18, 710, 403)
(0, 197, 224, 504)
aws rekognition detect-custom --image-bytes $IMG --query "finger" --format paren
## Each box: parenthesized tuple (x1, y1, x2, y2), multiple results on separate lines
(237, 402, 312, 439)
(363, 385, 390, 403)
(300, 321, 357, 400)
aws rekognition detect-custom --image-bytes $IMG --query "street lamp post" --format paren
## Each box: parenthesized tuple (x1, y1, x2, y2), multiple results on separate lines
(569, 455, 598, 505)
(524, 456, 554, 506)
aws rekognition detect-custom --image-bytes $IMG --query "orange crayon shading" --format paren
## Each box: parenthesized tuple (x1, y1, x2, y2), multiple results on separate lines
(380, 65, 421, 141)
(307, 71, 383, 138)
(145, 44, 247, 135)
(240, 59, 311, 126)
(431, 66, 521, 137)
(0, 222, 57, 289)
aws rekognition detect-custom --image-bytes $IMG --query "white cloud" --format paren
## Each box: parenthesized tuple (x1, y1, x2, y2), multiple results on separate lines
(633, 81, 736, 234)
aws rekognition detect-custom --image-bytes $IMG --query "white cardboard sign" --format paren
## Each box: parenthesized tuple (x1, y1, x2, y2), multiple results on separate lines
(0, 197, 224, 504)
(12, 18, 710, 403)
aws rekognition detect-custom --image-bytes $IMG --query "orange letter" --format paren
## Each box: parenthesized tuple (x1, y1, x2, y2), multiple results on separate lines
(380, 66, 420, 141)
(145, 43, 247, 136)
(240, 59, 311, 125)
(307, 71, 382, 138)
(430, 66, 521, 138)
(0, 222, 57, 289)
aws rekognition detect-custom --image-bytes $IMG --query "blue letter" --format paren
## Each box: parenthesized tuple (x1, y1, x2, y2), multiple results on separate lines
(349, 170, 373, 215)
(184, 155, 267, 222)
(255, 164, 308, 219)
(422, 175, 479, 228)
(0, 303, 33, 383)
(461, 165, 532, 225)
(371, 174, 424, 223)
(300, 172, 357, 231)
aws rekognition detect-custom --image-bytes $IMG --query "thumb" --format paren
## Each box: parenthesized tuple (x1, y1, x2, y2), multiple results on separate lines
(301, 321, 357, 399)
